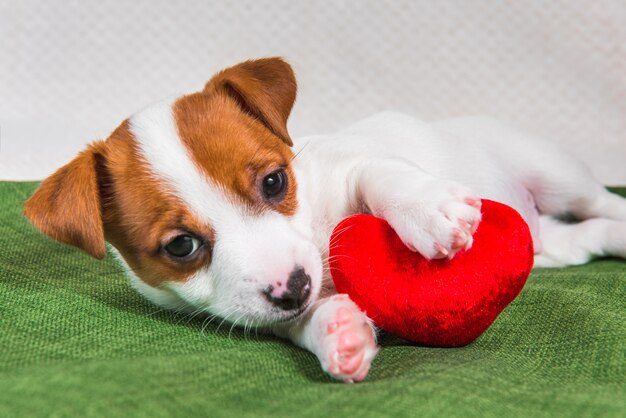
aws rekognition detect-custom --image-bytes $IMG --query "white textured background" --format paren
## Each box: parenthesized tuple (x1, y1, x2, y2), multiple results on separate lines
(1, 0, 625, 183)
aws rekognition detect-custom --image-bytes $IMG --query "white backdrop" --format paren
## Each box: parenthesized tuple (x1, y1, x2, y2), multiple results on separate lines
(1, 0, 625, 183)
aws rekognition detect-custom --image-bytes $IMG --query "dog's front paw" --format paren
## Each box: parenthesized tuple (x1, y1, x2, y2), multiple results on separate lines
(382, 179, 482, 259)
(313, 295, 378, 383)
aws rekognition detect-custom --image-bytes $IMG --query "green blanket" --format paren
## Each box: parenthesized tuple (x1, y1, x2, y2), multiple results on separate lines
(1, 182, 624, 418)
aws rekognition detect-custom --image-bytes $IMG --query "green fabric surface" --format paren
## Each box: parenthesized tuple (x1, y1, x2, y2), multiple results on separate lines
(1, 181, 624, 418)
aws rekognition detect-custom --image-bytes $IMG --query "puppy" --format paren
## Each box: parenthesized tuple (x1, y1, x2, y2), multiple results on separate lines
(24, 58, 626, 383)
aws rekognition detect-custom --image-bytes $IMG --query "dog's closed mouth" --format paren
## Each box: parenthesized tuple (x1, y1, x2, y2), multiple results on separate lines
(276, 303, 312, 323)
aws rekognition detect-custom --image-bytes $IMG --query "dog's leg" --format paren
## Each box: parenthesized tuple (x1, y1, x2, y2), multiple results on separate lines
(435, 116, 626, 222)
(534, 216, 626, 267)
(568, 185, 626, 221)
(527, 163, 626, 222)
(352, 158, 482, 259)
(511, 137, 626, 266)
(272, 294, 378, 383)
(482, 127, 626, 221)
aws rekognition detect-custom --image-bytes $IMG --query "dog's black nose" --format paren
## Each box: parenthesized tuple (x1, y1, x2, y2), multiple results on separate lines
(263, 267, 312, 311)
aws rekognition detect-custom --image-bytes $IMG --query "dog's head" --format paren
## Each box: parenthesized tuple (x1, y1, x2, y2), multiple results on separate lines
(24, 58, 323, 326)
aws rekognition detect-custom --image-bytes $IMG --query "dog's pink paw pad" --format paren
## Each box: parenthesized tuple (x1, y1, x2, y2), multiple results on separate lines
(328, 339, 367, 381)
(335, 307, 354, 325)
(338, 351, 364, 375)
(326, 307, 355, 334)
(338, 329, 365, 353)
(323, 306, 378, 383)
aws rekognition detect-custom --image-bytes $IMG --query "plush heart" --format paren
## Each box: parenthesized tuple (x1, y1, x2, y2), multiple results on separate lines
(329, 200, 534, 347)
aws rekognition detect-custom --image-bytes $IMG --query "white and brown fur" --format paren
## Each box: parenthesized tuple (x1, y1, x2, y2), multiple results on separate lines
(24, 58, 626, 382)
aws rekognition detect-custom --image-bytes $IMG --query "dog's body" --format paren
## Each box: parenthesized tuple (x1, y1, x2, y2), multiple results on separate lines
(25, 58, 626, 383)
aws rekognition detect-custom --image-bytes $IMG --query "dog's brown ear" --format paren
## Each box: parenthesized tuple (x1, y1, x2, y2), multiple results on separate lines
(204, 57, 297, 146)
(24, 141, 108, 259)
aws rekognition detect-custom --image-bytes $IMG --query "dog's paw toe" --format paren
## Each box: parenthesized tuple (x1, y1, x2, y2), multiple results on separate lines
(321, 301, 378, 383)
(385, 180, 482, 260)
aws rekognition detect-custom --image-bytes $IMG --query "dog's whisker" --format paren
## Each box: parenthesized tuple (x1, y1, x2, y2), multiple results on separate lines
(183, 307, 207, 326)
(327, 224, 356, 247)
(210, 308, 234, 334)
(172, 306, 204, 326)
(143, 306, 172, 318)
(324, 253, 356, 262)
(228, 320, 238, 339)
(200, 313, 222, 336)
(215, 307, 244, 335)
(244, 318, 255, 339)
(227, 313, 243, 339)
(201, 305, 242, 335)
(289, 141, 310, 163)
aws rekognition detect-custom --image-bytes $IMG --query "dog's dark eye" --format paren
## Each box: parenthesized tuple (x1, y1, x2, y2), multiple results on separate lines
(262, 169, 287, 199)
(164, 235, 201, 259)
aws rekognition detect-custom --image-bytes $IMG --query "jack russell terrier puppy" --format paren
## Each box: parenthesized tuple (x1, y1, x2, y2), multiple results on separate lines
(24, 58, 626, 383)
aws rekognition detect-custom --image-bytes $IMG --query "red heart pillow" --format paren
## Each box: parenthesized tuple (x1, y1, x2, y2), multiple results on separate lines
(329, 200, 533, 347)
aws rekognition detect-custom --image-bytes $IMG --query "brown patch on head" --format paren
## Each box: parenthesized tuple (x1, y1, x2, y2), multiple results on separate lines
(174, 93, 298, 216)
(173, 58, 299, 216)
(101, 121, 215, 286)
